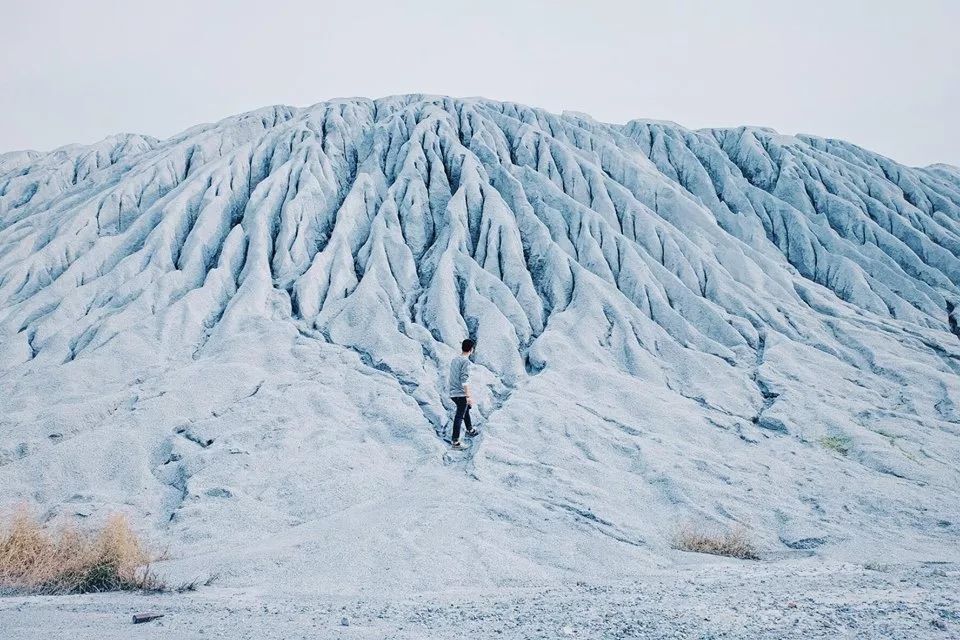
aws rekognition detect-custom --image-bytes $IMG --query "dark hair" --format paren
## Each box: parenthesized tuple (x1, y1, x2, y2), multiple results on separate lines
(461, 339, 475, 352)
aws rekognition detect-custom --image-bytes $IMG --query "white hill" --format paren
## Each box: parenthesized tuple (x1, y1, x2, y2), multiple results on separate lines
(1, 96, 958, 607)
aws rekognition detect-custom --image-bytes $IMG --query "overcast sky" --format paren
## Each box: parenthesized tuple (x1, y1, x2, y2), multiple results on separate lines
(1, 0, 957, 166)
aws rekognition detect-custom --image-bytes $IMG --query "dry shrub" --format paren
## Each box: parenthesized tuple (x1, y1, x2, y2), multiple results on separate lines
(820, 435, 852, 456)
(673, 523, 760, 560)
(0, 506, 163, 595)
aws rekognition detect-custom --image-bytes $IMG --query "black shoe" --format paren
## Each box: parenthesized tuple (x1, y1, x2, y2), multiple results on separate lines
(451, 440, 467, 450)
(465, 428, 479, 437)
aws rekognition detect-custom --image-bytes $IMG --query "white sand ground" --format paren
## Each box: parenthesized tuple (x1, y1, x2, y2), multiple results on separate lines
(2, 561, 957, 639)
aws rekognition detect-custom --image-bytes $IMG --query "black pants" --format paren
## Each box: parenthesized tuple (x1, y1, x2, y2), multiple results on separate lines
(451, 396, 472, 442)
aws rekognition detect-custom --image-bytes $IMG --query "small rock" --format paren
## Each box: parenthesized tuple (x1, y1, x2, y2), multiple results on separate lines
(341, 616, 350, 626)
(132, 613, 164, 624)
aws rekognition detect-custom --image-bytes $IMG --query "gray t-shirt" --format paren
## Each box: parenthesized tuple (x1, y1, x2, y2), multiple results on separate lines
(448, 355, 471, 397)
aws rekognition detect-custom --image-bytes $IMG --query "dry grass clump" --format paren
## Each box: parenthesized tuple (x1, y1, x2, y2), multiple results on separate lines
(672, 524, 760, 560)
(0, 506, 163, 595)
(820, 435, 852, 456)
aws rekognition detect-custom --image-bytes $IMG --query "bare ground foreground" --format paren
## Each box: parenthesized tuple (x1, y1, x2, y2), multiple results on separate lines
(1, 561, 957, 639)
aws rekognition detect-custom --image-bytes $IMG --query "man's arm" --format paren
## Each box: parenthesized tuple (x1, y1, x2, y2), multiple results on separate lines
(460, 361, 473, 406)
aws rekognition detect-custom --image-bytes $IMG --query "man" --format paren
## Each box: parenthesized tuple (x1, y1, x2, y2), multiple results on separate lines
(448, 338, 478, 449)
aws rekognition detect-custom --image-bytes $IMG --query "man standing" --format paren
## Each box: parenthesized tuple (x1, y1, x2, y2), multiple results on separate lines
(448, 339, 478, 449)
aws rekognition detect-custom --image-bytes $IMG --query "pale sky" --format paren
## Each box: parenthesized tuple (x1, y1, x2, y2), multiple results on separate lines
(1, 0, 957, 167)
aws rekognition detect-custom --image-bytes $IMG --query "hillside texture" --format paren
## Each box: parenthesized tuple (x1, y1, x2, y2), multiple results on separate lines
(1, 96, 959, 592)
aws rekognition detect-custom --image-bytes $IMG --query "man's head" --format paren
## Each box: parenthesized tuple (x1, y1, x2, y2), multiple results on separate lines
(461, 338, 475, 354)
